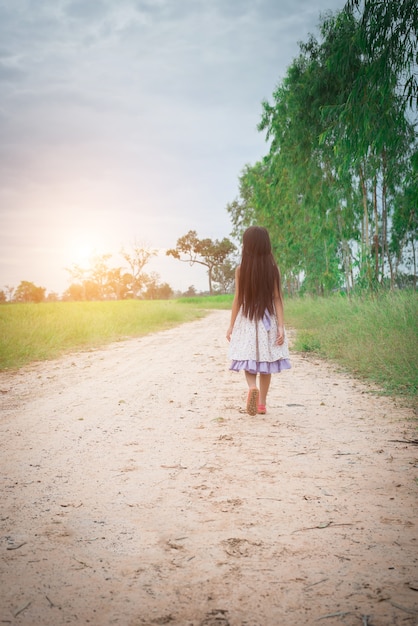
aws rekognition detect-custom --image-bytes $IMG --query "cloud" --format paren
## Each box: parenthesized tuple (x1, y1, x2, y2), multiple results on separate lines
(65, 0, 110, 21)
(0, 0, 346, 294)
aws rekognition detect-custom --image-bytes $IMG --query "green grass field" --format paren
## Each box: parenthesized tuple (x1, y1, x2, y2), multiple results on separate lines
(285, 290, 418, 399)
(0, 300, 207, 370)
(1, 291, 417, 401)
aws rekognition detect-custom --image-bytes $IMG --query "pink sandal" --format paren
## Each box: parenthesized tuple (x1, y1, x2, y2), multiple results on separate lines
(246, 387, 259, 416)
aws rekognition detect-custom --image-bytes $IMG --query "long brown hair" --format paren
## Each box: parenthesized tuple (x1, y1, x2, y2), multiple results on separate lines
(238, 226, 282, 321)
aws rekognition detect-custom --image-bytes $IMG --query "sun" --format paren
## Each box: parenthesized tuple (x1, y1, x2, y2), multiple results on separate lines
(67, 234, 100, 267)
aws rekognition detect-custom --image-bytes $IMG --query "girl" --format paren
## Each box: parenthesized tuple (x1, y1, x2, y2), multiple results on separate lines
(226, 226, 291, 415)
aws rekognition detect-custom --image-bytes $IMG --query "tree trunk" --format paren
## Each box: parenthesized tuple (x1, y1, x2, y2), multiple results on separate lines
(359, 164, 372, 286)
(208, 268, 213, 295)
(380, 149, 394, 288)
(336, 205, 351, 295)
(373, 175, 379, 282)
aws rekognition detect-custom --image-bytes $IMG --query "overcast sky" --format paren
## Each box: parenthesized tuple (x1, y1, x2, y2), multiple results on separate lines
(0, 0, 346, 295)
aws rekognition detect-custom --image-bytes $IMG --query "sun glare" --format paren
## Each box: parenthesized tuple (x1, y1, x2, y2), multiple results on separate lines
(67, 235, 101, 267)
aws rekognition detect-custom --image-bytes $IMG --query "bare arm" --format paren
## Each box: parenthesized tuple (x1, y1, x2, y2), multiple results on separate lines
(226, 266, 240, 342)
(273, 283, 285, 345)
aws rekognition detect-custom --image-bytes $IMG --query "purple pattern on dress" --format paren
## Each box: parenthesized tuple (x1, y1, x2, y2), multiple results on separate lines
(230, 358, 291, 374)
(262, 310, 271, 331)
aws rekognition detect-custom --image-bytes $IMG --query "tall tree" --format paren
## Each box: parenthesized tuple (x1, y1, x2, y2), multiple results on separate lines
(256, 24, 355, 293)
(167, 230, 236, 294)
(320, 9, 416, 287)
(14, 281, 45, 303)
(226, 163, 259, 241)
(121, 242, 157, 299)
(90, 253, 113, 299)
(345, 0, 418, 106)
(228, 7, 417, 293)
(390, 150, 418, 287)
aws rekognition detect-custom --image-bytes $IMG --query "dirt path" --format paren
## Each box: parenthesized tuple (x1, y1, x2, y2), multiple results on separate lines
(1, 310, 417, 626)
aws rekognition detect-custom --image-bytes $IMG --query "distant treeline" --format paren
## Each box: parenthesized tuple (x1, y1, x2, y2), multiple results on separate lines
(1, 235, 237, 303)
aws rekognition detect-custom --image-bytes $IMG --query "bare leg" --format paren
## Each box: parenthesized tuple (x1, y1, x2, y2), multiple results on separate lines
(245, 370, 257, 390)
(244, 370, 259, 415)
(259, 374, 271, 406)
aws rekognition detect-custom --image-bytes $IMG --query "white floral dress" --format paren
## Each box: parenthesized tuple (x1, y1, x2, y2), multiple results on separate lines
(228, 307, 291, 374)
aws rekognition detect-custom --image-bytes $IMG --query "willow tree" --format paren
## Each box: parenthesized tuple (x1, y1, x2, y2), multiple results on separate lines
(227, 157, 309, 295)
(390, 150, 418, 287)
(248, 22, 358, 294)
(320, 9, 417, 287)
(345, 0, 418, 106)
(227, 6, 417, 293)
(341, 0, 417, 285)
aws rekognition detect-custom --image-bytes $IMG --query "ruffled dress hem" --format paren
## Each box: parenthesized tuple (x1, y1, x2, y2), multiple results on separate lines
(230, 359, 291, 374)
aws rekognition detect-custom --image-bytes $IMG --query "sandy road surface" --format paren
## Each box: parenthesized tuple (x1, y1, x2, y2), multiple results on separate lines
(1, 309, 417, 626)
